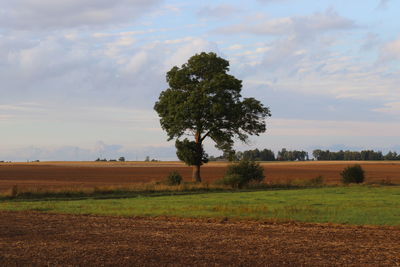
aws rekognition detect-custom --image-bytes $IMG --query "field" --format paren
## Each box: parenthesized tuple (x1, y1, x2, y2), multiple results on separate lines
(1, 211, 399, 266)
(1, 161, 400, 266)
(1, 160, 400, 191)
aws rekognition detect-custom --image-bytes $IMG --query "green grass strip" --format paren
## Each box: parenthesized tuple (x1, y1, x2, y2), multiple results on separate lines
(1, 186, 399, 226)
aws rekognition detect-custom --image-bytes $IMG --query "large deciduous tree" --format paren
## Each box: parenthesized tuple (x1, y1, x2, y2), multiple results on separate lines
(154, 52, 271, 182)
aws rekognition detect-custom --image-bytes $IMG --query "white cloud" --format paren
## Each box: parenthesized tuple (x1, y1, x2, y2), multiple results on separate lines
(163, 36, 197, 45)
(227, 44, 243, 50)
(114, 36, 136, 46)
(0, 142, 177, 161)
(234, 46, 271, 57)
(217, 10, 400, 104)
(378, 0, 390, 9)
(92, 28, 163, 38)
(269, 118, 400, 137)
(256, 0, 291, 3)
(94, 141, 123, 156)
(0, 35, 118, 105)
(373, 102, 400, 115)
(0, 32, 217, 111)
(0, 115, 14, 121)
(197, 4, 239, 18)
(161, 38, 220, 69)
(381, 37, 400, 61)
(0, 103, 44, 112)
(216, 9, 356, 37)
(361, 33, 381, 51)
(0, 0, 162, 30)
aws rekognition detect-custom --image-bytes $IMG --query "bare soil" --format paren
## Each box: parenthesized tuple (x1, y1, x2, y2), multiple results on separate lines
(0, 211, 399, 266)
(1, 161, 400, 191)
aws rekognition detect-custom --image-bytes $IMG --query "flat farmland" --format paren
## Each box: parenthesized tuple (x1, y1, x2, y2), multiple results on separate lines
(1, 161, 400, 191)
(1, 162, 400, 266)
(1, 211, 399, 266)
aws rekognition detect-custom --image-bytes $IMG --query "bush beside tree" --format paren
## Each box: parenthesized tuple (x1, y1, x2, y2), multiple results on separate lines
(341, 165, 365, 184)
(219, 160, 265, 188)
(165, 171, 183, 185)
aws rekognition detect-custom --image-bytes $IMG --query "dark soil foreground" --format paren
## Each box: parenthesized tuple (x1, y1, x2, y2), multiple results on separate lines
(0, 211, 399, 267)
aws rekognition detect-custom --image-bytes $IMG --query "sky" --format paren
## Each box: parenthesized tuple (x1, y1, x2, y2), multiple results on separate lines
(1, 0, 400, 161)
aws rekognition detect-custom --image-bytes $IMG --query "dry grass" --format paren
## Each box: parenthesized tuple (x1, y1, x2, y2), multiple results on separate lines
(0, 175, 334, 200)
(0, 182, 233, 199)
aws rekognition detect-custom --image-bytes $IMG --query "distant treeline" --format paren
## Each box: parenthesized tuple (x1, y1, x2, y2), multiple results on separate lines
(312, 150, 400, 161)
(209, 148, 400, 161)
(95, 157, 126, 162)
(209, 148, 309, 161)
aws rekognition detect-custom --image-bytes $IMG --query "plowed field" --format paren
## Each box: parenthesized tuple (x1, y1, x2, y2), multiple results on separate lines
(1, 161, 400, 191)
(0, 211, 399, 266)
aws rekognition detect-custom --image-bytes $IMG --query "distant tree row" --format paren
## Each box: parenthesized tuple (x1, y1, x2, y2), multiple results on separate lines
(95, 157, 125, 162)
(144, 156, 160, 162)
(209, 148, 400, 162)
(276, 148, 309, 161)
(312, 150, 400, 161)
(209, 148, 309, 162)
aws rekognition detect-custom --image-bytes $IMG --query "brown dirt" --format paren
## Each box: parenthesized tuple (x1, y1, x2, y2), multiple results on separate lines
(0, 211, 399, 266)
(1, 161, 400, 191)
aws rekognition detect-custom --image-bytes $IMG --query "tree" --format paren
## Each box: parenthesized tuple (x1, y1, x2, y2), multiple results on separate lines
(154, 52, 271, 182)
(385, 151, 398, 160)
(260, 149, 275, 161)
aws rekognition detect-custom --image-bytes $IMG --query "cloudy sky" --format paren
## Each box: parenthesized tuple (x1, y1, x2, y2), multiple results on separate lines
(1, 0, 400, 161)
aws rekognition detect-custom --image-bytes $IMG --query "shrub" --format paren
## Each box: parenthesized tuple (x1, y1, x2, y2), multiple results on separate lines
(165, 171, 183, 185)
(216, 174, 243, 188)
(11, 185, 19, 197)
(292, 176, 325, 187)
(341, 165, 365, 184)
(219, 160, 265, 188)
(307, 175, 325, 186)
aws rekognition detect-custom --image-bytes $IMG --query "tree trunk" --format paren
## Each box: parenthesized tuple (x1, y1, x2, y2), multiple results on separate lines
(192, 131, 202, 183)
(192, 164, 201, 183)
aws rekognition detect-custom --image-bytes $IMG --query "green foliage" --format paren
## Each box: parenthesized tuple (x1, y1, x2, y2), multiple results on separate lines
(216, 174, 243, 188)
(164, 171, 183, 186)
(175, 139, 208, 166)
(308, 175, 324, 186)
(220, 160, 265, 188)
(292, 176, 325, 187)
(341, 165, 365, 184)
(384, 151, 400, 160)
(11, 185, 19, 197)
(243, 148, 275, 161)
(154, 52, 270, 181)
(277, 148, 309, 161)
(312, 149, 387, 161)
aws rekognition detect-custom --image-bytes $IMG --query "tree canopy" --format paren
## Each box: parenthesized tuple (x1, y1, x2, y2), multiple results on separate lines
(154, 52, 271, 182)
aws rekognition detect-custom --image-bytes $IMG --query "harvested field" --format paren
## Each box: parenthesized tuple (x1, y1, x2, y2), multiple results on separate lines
(0, 211, 399, 266)
(1, 161, 400, 191)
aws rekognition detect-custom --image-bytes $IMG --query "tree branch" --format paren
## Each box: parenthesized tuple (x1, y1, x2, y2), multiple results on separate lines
(200, 131, 211, 142)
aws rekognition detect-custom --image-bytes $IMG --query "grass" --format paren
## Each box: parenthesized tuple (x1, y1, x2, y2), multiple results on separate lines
(1, 185, 399, 226)
(0, 178, 325, 200)
(0, 183, 229, 200)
